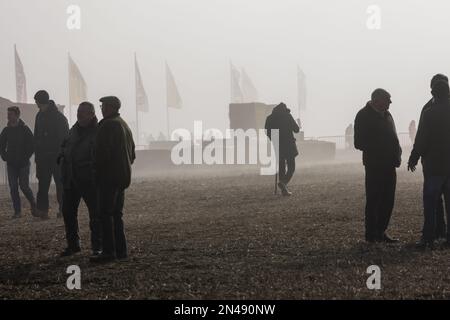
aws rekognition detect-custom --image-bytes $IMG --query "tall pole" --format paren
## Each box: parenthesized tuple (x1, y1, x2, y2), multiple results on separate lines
(165, 61, 170, 141)
(134, 53, 140, 145)
(68, 53, 72, 126)
(166, 105, 170, 141)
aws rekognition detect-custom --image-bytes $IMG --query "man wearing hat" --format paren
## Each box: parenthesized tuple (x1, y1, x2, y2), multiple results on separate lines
(33, 90, 69, 219)
(354, 88, 402, 244)
(91, 96, 135, 263)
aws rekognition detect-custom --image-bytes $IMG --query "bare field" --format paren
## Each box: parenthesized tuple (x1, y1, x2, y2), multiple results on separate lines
(0, 161, 449, 300)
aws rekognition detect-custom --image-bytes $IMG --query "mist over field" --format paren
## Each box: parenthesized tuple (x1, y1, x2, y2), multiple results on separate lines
(2, 0, 450, 138)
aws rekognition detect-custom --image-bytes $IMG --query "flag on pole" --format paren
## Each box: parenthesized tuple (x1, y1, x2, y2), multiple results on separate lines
(230, 62, 243, 103)
(297, 66, 307, 111)
(166, 62, 182, 109)
(241, 68, 259, 103)
(14, 45, 27, 103)
(68, 53, 87, 106)
(135, 54, 149, 112)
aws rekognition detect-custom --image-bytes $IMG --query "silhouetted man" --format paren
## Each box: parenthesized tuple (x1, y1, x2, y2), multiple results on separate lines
(408, 80, 450, 248)
(59, 102, 102, 257)
(0, 106, 37, 219)
(91, 96, 135, 263)
(34, 91, 69, 219)
(409, 74, 448, 239)
(354, 89, 402, 243)
(265, 102, 300, 196)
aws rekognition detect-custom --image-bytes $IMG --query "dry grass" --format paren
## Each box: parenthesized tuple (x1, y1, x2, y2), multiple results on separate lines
(0, 162, 449, 300)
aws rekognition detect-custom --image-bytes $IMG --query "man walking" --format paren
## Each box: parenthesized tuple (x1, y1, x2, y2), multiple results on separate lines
(34, 90, 69, 219)
(90, 96, 135, 263)
(409, 74, 448, 239)
(265, 102, 300, 196)
(408, 80, 450, 248)
(0, 106, 37, 219)
(59, 102, 102, 257)
(354, 89, 402, 243)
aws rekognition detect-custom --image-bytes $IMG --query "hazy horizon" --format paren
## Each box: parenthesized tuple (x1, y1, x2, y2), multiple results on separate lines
(1, 0, 450, 140)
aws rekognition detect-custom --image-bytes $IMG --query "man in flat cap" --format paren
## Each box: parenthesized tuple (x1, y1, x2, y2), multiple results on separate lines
(34, 90, 69, 219)
(354, 88, 402, 244)
(91, 96, 135, 263)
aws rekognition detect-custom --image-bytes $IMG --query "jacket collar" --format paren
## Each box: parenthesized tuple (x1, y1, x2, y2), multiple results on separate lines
(7, 118, 25, 127)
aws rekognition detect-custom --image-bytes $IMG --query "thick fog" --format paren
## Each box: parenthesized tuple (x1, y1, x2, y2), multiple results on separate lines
(1, 0, 450, 140)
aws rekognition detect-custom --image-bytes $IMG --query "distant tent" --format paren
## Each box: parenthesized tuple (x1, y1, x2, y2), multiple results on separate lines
(68, 53, 88, 107)
(230, 62, 243, 103)
(241, 68, 259, 103)
(147, 134, 156, 142)
(14, 45, 27, 103)
(297, 66, 307, 112)
(158, 132, 167, 141)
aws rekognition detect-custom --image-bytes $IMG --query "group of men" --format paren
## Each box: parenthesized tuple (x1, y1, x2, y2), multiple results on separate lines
(0, 91, 136, 263)
(355, 73, 450, 248)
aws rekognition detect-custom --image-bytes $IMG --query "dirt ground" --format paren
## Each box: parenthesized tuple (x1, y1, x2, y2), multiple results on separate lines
(1, 160, 450, 300)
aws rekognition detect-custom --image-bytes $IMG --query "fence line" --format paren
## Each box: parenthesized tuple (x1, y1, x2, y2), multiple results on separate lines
(306, 132, 413, 150)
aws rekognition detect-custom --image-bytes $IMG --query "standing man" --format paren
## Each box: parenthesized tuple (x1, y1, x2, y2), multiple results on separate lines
(409, 74, 448, 239)
(59, 102, 102, 257)
(91, 96, 135, 263)
(265, 102, 300, 196)
(0, 106, 37, 219)
(34, 90, 69, 219)
(354, 89, 402, 243)
(408, 80, 450, 248)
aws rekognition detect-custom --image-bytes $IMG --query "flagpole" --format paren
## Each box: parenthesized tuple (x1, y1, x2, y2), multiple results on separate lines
(165, 62, 170, 140)
(68, 52, 72, 125)
(134, 53, 140, 145)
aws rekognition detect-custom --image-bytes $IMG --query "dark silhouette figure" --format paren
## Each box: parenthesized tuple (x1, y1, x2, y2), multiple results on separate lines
(265, 103, 300, 196)
(354, 89, 402, 243)
(409, 74, 448, 241)
(33, 90, 69, 219)
(345, 124, 354, 150)
(408, 80, 450, 248)
(58, 102, 102, 257)
(0, 106, 37, 218)
(90, 96, 136, 264)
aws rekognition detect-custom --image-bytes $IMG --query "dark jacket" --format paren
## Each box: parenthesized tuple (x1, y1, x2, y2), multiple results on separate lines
(408, 99, 450, 176)
(354, 103, 402, 168)
(60, 118, 98, 189)
(34, 101, 69, 163)
(410, 98, 437, 167)
(0, 119, 34, 168)
(265, 104, 300, 158)
(95, 113, 136, 189)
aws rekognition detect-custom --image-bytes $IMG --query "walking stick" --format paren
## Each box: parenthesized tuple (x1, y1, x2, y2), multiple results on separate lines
(274, 173, 278, 195)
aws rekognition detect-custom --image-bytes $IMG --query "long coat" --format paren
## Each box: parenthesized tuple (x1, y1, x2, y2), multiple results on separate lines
(265, 104, 300, 159)
(354, 103, 402, 169)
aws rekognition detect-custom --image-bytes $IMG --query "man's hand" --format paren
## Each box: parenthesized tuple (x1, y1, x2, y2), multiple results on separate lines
(407, 163, 416, 172)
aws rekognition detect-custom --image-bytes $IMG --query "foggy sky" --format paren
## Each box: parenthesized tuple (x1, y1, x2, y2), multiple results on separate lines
(1, 0, 450, 141)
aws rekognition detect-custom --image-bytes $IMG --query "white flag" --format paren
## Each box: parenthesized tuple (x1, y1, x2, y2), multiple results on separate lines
(241, 68, 259, 103)
(297, 66, 307, 111)
(166, 62, 182, 109)
(14, 45, 27, 103)
(230, 62, 243, 103)
(135, 54, 149, 112)
(68, 53, 87, 106)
